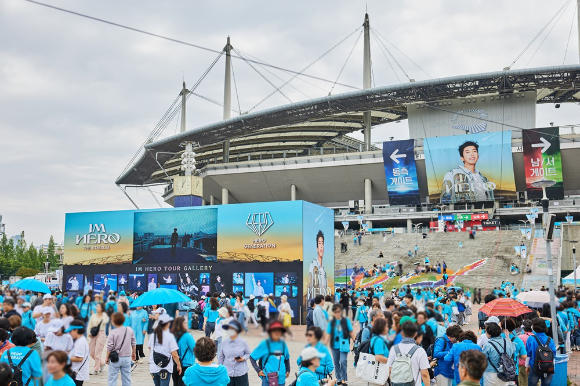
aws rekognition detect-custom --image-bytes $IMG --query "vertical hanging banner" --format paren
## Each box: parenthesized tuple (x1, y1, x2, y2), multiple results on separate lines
(382, 139, 420, 205)
(523, 127, 564, 199)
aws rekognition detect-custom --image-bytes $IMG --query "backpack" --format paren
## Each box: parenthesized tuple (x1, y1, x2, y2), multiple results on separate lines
(477, 310, 487, 321)
(288, 369, 309, 386)
(426, 337, 447, 359)
(106, 303, 115, 317)
(488, 339, 516, 382)
(194, 303, 203, 315)
(390, 344, 420, 386)
(7, 349, 34, 386)
(353, 325, 371, 349)
(531, 335, 555, 375)
(353, 328, 373, 365)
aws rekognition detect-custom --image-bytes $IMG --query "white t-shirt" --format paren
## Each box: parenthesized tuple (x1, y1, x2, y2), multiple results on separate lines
(71, 336, 90, 381)
(386, 343, 430, 386)
(44, 332, 74, 352)
(33, 305, 55, 323)
(148, 330, 178, 374)
(35, 321, 51, 339)
(61, 316, 74, 330)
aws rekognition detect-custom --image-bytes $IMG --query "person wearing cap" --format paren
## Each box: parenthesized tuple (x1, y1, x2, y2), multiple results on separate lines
(297, 326, 333, 382)
(67, 319, 90, 385)
(148, 313, 181, 386)
(217, 320, 250, 386)
(44, 319, 74, 353)
(35, 306, 54, 341)
(183, 337, 229, 386)
(250, 320, 290, 386)
(20, 302, 35, 331)
(215, 307, 233, 354)
(295, 346, 337, 386)
(477, 316, 500, 348)
(33, 293, 56, 323)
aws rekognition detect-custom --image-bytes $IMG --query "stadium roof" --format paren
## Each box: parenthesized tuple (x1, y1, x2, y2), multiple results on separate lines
(117, 64, 580, 186)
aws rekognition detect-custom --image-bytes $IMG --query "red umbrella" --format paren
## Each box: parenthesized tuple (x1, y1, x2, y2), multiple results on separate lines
(479, 298, 533, 317)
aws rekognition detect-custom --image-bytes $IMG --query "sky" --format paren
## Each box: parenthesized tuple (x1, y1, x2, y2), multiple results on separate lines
(2, 0, 580, 246)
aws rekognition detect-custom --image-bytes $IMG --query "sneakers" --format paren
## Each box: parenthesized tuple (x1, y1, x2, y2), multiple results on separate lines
(89, 371, 97, 376)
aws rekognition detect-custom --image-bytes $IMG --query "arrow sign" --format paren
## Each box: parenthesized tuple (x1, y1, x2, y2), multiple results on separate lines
(531, 137, 551, 153)
(390, 149, 406, 164)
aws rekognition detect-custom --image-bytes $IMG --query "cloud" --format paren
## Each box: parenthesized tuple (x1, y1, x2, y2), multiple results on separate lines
(0, 0, 577, 244)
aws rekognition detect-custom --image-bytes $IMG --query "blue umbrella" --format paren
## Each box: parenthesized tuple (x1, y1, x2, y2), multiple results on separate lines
(130, 288, 190, 308)
(11, 278, 51, 294)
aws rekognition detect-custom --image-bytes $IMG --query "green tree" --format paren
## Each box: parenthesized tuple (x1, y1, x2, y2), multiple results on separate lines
(16, 267, 40, 278)
(0, 234, 21, 277)
(47, 235, 59, 270)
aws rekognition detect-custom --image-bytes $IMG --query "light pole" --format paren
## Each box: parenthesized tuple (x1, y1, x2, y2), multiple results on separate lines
(531, 178, 558, 342)
(413, 223, 422, 258)
(571, 241, 578, 290)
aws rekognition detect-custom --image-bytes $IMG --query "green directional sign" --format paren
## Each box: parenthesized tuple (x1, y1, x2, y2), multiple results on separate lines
(457, 214, 471, 221)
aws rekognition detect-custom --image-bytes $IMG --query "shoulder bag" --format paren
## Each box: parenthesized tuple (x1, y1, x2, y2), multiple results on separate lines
(152, 333, 171, 368)
(89, 320, 102, 338)
(109, 328, 128, 363)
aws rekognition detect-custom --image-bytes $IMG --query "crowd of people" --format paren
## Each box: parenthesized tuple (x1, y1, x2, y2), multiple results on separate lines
(0, 281, 576, 386)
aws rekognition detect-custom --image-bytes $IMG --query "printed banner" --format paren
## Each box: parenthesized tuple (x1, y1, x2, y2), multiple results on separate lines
(382, 139, 420, 205)
(482, 219, 500, 227)
(424, 131, 516, 203)
(523, 127, 564, 199)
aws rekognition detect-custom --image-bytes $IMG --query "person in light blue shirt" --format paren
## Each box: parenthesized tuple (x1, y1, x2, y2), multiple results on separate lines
(443, 330, 482, 383)
(250, 320, 290, 386)
(296, 346, 337, 386)
(20, 303, 36, 331)
(482, 323, 516, 385)
(130, 306, 149, 363)
(297, 326, 334, 380)
(324, 305, 354, 385)
(45, 350, 76, 386)
(356, 301, 369, 329)
(172, 316, 196, 386)
(203, 297, 220, 338)
(361, 310, 383, 344)
(312, 295, 327, 331)
(369, 318, 390, 362)
(0, 327, 42, 386)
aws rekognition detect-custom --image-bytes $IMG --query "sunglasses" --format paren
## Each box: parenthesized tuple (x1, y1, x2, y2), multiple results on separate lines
(306, 333, 314, 337)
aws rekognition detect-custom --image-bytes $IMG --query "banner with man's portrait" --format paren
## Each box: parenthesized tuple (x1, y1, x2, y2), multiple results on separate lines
(424, 131, 516, 203)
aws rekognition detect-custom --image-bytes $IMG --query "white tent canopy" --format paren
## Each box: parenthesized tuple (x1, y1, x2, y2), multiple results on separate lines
(562, 266, 580, 285)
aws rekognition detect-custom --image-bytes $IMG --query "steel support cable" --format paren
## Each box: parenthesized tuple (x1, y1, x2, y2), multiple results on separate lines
(119, 51, 224, 179)
(329, 30, 363, 95)
(508, 0, 572, 68)
(372, 30, 402, 83)
(563, 2, 577, 64)
(236, 49, 322, 96)
(372, 30, 411, 81)
(525, 0, 572, 68)
(118, 94, 180, 177)
(247, 26, 363, 113)
(371, 27, 432, 79)
(231, 58, 243, 115)
(191, 92, 240, 113)
(232, 48, 293, 104)
(22, 0, 359, 91)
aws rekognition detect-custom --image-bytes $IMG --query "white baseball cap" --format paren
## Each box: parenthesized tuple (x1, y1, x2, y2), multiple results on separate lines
(47, 319, 64, 333)
(220, 293, 225, 298)
(43, 294, 53, 300)
(153, 313, 174, 329)
(300, 347, 326, 361)
(249, 295, 255, 300)
(42, 306, 54, 315)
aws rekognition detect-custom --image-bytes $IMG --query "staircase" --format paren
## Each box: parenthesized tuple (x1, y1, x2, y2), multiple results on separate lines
(521, 229, 561, 291)
(335, 230, 526, 291)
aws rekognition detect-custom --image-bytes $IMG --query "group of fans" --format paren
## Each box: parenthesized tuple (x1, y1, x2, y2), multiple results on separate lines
(0, 281, 578, 386)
